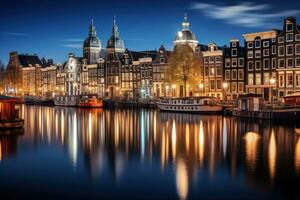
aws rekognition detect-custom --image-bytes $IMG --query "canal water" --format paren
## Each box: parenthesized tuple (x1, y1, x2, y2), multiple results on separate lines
(0, 106, 300, 199)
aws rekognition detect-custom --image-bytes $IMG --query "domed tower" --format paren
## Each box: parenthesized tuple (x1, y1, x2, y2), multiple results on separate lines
(83, 20, 101, 64)
(173, 13, 198, 51)
(106, 18, 125, 53)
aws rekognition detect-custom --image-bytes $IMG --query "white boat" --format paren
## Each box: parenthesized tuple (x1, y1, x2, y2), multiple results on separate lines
(54, 95, 80, 106)
(157, 97, 223, 113)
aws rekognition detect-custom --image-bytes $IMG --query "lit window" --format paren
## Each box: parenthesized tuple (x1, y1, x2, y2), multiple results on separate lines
(255, 73, 261, 85)
(238, 82, 244, 92)
(264, 73, 270, 84)
(248, 74, 253, 85)
(248, 51, 253, 58)
(255, 50, 261, 58)
(238, 69, 244, 80)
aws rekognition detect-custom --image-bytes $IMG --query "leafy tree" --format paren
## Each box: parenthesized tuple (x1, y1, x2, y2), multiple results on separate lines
(164, 44, 203, 97)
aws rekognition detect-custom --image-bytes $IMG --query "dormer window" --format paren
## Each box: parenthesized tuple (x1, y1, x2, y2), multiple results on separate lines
(255, 39, 261, 48)
(286, 23, 293, 32)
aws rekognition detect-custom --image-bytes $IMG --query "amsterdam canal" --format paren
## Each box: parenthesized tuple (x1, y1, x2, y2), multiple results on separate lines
(0, 106, 300, 199)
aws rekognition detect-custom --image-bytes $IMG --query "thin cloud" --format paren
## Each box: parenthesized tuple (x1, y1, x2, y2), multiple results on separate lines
(0, 32, 30, 36)
(62, 38, 84, 42)
(124, 38, 154, 42)
(60, 44, 82, 48)
(190, 2, 300, 28)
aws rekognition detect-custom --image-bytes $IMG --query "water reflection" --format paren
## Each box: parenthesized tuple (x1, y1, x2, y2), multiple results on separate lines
(1, 106, 300, 199)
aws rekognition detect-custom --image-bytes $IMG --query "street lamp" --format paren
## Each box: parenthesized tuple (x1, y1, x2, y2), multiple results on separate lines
(199, 83, 204, 96)
(222, 82, 228, 101)
(172, 84, 176, 97)
(270, 78, 276, 115)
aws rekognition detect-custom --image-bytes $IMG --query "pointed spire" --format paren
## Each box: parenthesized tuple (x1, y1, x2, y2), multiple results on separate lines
(182, 13, 190, 30)
(111, 16, 120, 38)
(89, 19, 96, 36)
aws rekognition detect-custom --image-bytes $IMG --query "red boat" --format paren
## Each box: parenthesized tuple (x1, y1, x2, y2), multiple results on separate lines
(283, 93, 300, 106)
(78, 95, 103, 108)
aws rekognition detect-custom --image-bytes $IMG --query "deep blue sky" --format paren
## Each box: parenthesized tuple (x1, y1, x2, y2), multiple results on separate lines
(1, 0, 300, 65)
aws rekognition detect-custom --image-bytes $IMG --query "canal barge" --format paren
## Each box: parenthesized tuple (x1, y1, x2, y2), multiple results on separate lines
(54, 95, 80, 107)
(78, 95, 103, 108)
(0, 96, 24, 129)
(157, 97, 223, 113)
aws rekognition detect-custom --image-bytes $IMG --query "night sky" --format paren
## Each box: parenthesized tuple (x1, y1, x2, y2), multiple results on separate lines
(1, 0, 300, 65)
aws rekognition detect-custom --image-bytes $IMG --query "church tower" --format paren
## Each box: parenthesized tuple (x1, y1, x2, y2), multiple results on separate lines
(106, 18, 125, 54)
(173, 14, 199, 51)
(83, 20, 101, 64)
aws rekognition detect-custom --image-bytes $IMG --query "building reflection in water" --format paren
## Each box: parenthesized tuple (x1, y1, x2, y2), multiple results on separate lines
(3, 106, 300, 198)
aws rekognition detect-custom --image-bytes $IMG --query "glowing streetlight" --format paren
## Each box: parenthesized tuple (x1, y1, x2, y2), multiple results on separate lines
(222, 82, 228, 101)
(178, 31, 183, 38)
(199, 83, 204, 96)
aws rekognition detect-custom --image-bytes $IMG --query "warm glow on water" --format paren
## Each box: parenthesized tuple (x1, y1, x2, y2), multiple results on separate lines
(176, 159, 188, 200)
(268, 130, 277, 180)
(295, 138, 300, 174)
(1, 106, 300, 199)
(244, 132, 260, 173)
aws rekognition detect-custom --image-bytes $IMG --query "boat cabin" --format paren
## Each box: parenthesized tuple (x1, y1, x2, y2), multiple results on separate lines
(0, 96, 22, 121)
(283, 93, 300, 106)
(237, 94, 264, 111)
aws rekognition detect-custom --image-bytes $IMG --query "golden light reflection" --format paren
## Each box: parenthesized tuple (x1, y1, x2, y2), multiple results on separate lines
(176, 159, 188, 200)
(172, 120, 177, 159)
(244, 132, 260, 172)
(295, 138, 300, 174)
(268, 130, 277, 180)
(0, 141, 2, 162)
(185, 124, 190, 153)
(199, 120, 204, 165)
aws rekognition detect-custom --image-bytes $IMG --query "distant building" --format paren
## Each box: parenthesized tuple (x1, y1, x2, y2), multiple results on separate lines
(276, 17, 300, 99)
(243, 30, 278, 102)
(152, 45, 170, 97)
(174, 14, 198, 51)
(64, 53, 82, 96)
(83, 20, 101, 64)
(105, 18, 125, 97)
(223, 39, 246, 99)
(202, 43, 224, 98)
(41, 60, 57, 96)
(6, 52, 42, 96)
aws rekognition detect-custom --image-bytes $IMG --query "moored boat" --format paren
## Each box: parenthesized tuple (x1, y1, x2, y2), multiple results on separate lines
(157, 97, 223, 113)
(0, 96, 24, 129)
(24, 95, 54, 106)
(78, 95, 103, 108)
(54, 95, 80, 107)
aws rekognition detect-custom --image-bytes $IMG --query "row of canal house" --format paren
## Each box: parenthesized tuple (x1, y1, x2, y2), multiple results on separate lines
(2, 15, 300, 102)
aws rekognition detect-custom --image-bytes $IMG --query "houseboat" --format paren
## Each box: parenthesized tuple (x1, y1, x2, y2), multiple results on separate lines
(24, 95, 54, 106)
(283, 92, 300, 106)
(78, 95, 103, 108)
(157, 97, 223, 113)
(54, 95, 80, 107)
(0, 96, 24, 129)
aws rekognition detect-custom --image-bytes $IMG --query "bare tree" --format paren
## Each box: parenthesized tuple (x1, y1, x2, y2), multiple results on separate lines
(164, 44, 203, 97)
